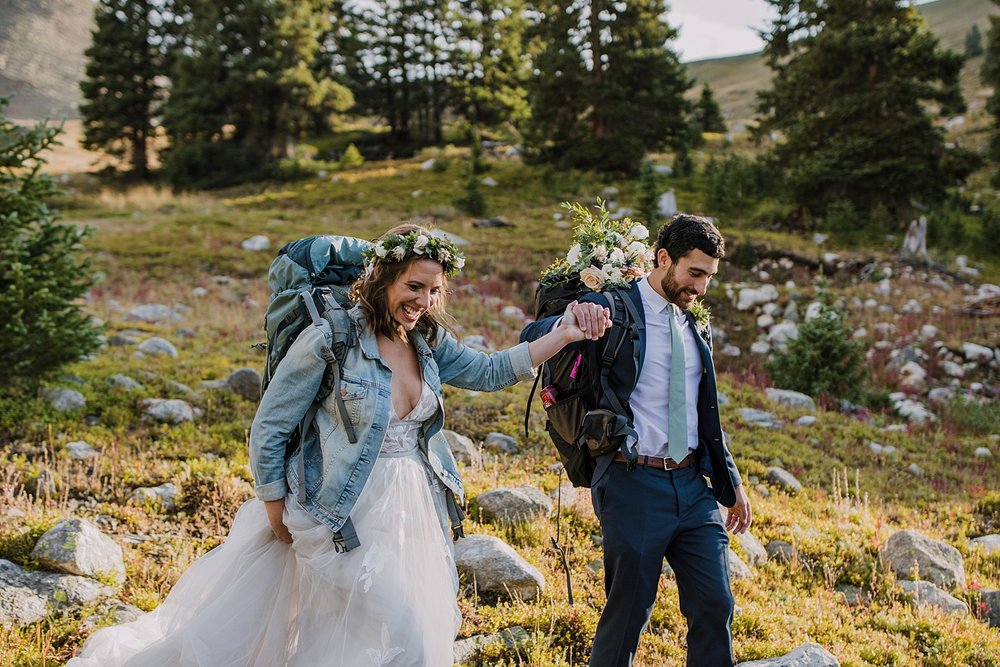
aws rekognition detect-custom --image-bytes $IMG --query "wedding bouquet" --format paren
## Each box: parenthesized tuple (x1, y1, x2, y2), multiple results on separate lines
(541, 199, 654, 292)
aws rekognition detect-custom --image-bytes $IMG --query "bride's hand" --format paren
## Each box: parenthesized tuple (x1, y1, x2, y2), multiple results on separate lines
(264, 498, 293, 543)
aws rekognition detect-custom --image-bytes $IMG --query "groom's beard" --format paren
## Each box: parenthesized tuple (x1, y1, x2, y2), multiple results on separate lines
(659, 264, 697, 309)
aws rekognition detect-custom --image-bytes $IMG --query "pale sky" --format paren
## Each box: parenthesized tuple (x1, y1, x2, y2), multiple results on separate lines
(670, 0, 936, 63)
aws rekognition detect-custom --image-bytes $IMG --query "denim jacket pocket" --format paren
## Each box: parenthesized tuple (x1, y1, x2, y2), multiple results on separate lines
(321, 372, 369, 429)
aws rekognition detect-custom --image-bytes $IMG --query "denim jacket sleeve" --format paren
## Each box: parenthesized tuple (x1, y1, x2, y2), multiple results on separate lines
(433, 329, 536, 390)
(249, 322, 330, 501)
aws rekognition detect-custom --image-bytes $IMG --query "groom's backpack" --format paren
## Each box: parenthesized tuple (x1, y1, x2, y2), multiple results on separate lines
(524, 277, 643, 487)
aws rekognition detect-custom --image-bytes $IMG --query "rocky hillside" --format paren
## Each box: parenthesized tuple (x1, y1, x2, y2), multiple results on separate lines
(0, 0, 93, 120)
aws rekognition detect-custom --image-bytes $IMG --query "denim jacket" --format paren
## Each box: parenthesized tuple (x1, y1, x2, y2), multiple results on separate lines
(249, 305, 536, 540)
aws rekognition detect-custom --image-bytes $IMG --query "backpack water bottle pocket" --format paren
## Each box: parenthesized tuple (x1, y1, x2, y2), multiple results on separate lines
(579, 409, 628, 457)
(544, 392, 586, 446)
(544, 394, 595, 487)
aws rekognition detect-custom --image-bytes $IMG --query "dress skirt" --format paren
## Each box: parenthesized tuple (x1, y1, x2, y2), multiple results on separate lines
(68, 448, 462, 667)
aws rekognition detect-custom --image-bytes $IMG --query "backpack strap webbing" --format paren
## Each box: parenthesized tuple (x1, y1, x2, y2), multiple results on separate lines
(445, 489, 466, 541)
(332, 517, 360, 553)
(301, 291, 358, 445)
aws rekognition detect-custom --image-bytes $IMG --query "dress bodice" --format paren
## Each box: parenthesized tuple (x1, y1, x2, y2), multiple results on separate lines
(379, 381, 437, 456)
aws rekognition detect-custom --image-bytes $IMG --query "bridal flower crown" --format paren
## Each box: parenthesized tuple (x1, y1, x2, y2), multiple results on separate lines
(541, 199, 654, 292)
(363, 230, 466, 278)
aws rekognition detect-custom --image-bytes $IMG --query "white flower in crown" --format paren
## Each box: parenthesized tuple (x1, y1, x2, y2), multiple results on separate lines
(625, 241, 646, 259)
(412, 234, 429, 254)
(601, 264, 624, 285)
(392, 245, 406, 260)
(454, 255, 466, 269)
(374, 242, 388, 258)
(438, 248, 451, 263)
(628, 223, 649, 240)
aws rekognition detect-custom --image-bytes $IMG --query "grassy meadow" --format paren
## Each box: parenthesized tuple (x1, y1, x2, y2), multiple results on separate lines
(1, 139, 999, 666)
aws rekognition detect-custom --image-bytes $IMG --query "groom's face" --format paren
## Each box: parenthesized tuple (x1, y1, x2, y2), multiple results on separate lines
(657, 248, 719, 309)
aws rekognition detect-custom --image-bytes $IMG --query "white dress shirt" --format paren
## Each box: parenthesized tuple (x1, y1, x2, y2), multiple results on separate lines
(630, 277, 703, 459)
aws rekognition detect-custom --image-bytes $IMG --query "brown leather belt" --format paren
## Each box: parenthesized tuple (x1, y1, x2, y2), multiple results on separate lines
(613, 452, 692, 470)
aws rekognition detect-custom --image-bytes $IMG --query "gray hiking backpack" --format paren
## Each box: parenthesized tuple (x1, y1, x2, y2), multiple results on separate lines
(261, 234, 370, 550)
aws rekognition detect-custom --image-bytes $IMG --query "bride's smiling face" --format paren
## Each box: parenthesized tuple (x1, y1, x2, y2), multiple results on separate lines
(384, 259, 445, 331)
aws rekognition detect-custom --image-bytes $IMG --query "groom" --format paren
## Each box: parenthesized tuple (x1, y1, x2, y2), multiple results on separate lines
(522, 214, 752, 666)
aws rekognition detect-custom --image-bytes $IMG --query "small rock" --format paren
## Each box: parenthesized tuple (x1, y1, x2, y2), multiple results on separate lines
(898, 580, 969, 615)
(129, 483, 178, 510)
(766, 467, 802, 494)
(735, 642, 840, 667)
(226, 367, 262, 402)
(738, 408, 783, 430)
(240, 235, 271, 251)
(908, 463, 924, 476)
(31, 518, 126, 585)
(962, 342, 994, 363)
(483, 432, 518, 454)
(881, 530, 965, 589)
(975, 447, 993, 459)
(476, 486, 552, 524)
(108, 374, 144, 391)
(0, 559, 114, 626)
(765, 388, 816, 411)
(66, 441, 100, 461)
(736, 531, 768, 566)
(796, 415, 817, 427)
(137, 337, 178, 358)
(969, 535, 1000, 555)
(766, 540, 796, 564)
(126, 304, 182, 324)
(442, 430, 481, 467)
(454, 535, 545, 601)
(44, 388, 86, 412)
(141, 398, 195, 424)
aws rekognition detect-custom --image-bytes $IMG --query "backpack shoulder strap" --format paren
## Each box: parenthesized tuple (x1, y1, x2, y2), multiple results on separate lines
(299, 290, 358, 444)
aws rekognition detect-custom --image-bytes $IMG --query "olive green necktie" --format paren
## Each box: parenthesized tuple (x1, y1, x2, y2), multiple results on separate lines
(667, 310, 689, 463)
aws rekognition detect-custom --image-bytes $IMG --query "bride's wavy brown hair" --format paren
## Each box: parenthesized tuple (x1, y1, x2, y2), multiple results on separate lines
(352, 223, 458, 346)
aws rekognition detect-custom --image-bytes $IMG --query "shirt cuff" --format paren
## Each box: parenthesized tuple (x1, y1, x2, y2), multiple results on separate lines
(506, 341, 538, 381)
(254, 477, 289, 502)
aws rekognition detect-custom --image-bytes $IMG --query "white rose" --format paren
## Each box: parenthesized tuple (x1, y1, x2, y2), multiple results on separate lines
(626, 241, 646, 259)
(454, 255, 466, 269)
(412, 235, 429, 254)
(628, 224, 649, 240)
(609, 247, 626, 265)
(593, 244, 609, 262)
(580, 266, 604, 290)
(374, 242, 388, 258)
(567, 243, 582, 267)
(392, 246, 406, 260)
(601, 264, 623, 284)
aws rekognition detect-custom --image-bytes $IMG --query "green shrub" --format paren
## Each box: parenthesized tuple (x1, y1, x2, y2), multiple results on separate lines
(765, 304, 865, 401)
(161, 140, 275, 190)
(339, 143, 364, 169)
(638, 158, 660, 226)
(0, 101, 103, 392)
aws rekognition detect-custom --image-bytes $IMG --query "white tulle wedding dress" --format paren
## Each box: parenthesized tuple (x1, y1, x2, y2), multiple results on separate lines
(69, 382, 461, 667)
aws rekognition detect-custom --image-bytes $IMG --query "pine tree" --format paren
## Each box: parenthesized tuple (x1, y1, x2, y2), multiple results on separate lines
(967, 24, 984, 58)
(454, 128, 488, 216)
(452, 0, 531, 127)
(638, 159, 660, 226)
(79, 0, 163, 178)
(696, 84, 726, 133)
(161, 0, 353, 187)
(984, 2, 1000, 186)
(0, 100, 103, 391)
(525, 0, 692, 173)
(756, 0, 972, 228)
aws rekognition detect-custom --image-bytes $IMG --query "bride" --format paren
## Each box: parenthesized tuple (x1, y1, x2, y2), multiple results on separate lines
(68, 224, 610, 666)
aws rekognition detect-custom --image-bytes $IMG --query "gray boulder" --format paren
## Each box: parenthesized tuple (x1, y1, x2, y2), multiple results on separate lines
(241, 235, 271, 251)
(969, 534, 1000, 555)
(0, 559, 114, 626)
(483, 432, 519, 454)
(30, 519, 125, 585)
(737, 285, 779, 311)
(226, 367, 262, 402)
(44, 388, 86, 412)
(108, 374, 144, 391)
(80, 598, 144, 632)
(765, 388, 816, 411)
(141, 398, 195, 424)
(898, 580, 969, 615)
(126, 304, 182, 324)
(442, 430, 481, 467)
(454, 535, 545, 601)
(476, 486, 552, 524)
(736, 531, 768, 566)
(130, 483, 178, 510)
(880, 530, 965, 589)
(736, 643, 839, 666)
(766, 540, 797, 564)
(66, 441, 100, 461)
(739, 408, 783, 430)
(728, 549, 754, 580)
(766, 467, 803, 495)
(137, 337, 178, 358)
(453, 627, 528, 665)
(977, 590, 1000, 628)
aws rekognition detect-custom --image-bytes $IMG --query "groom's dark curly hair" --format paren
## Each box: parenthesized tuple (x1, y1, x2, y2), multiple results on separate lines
(654, 213, 726, 266)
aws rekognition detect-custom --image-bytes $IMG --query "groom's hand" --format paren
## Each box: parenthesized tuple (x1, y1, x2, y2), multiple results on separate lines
(561, 300, 612, 341)
(725, 485, 752, 534)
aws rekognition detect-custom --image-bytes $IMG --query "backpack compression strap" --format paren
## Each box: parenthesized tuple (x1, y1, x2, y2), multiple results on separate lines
(300, 291, 357, 444)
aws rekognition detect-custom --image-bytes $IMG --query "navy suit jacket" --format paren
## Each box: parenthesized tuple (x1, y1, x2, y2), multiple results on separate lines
(521, 283, 742, 507)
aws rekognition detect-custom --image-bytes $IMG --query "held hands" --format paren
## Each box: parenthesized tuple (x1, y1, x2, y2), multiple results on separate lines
(560, 300, 613, 342)
(725, 485, 752, 534)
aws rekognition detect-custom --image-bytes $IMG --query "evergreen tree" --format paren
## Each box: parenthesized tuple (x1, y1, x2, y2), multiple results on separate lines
(637, 158, 660, 225)
(79, 0, 164, 178)
(452, 0, 531, 127)
(756, 0, 972, 228)
(0, 100, 103, 391)
(984, 2, 1000, 186)
(967, 24, 984, 58)
(695, 84, 726, 133)
(161, 0, 353, 187)
(525, 0, 692, 173)
(454, 128, 488, 216)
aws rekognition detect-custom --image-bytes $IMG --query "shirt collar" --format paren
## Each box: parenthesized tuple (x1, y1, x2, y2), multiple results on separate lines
(638, 277, 682, 317)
